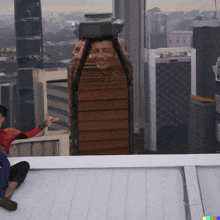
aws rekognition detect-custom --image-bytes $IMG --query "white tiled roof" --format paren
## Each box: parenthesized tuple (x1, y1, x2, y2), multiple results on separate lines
(1, 154, 220, 219)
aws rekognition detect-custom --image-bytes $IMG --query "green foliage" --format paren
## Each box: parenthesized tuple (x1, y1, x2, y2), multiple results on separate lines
(45, 44, 75, 61)
(175, 19, 193, 31)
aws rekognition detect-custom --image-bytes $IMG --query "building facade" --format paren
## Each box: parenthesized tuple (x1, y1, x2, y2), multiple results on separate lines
(168, 31, 193, 48)
(146, 12, 168, 49)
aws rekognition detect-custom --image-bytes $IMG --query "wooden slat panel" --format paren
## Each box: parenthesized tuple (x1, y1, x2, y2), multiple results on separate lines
(79, 75, 126, 80)
(78, 110, 128, 121)
(79, 77, 107, 83)
(78, 119, 128, 131)
(74, 61, 130, 156)
(79, 129, 128, 141)
(79, 147, 128, 155)
(79, 139, 128, 151)
(79, 78, 127, 85)
(78, 99, 128, 111)
(78, 88, 128, 101)
(79, 73, 126, 80)
(78, 82, 127, 91)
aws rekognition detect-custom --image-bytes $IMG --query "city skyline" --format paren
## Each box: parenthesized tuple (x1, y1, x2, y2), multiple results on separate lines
(0, 0, 218, 15)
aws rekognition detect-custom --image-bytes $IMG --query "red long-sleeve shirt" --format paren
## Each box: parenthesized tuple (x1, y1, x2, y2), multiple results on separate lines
(0, 127, 42, 154)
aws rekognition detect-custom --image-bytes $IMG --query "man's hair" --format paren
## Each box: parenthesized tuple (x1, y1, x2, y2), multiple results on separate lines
(90, 36, 117, 51)
(0, 105, 7, 118)
(90, 35, 114, 44)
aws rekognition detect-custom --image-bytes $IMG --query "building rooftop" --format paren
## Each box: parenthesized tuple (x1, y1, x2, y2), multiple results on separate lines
(1, 154, 220, 219)
(170, 31, 193, 34)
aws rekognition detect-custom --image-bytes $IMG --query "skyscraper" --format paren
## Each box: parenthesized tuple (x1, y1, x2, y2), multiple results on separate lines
(14, 0, 43, 131)
(0, 36, 4, 50)
(146, 12, 168, 49)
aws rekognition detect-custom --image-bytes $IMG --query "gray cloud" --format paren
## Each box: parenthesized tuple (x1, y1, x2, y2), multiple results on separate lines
(42, 0, 95, 7)
(0, 0, 13, 8)
(0, 0, 111, 8)
(0, 0, 216, 12)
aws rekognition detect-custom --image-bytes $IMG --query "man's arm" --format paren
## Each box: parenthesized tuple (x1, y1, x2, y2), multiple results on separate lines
(16, 116, 59, 140)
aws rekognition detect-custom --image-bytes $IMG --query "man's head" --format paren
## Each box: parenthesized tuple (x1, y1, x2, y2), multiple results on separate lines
(0, 105, 7, 128)
(90, 40, 117, 70)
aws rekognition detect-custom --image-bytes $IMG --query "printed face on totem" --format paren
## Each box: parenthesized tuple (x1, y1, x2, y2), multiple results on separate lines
(90, 40, 117, 70)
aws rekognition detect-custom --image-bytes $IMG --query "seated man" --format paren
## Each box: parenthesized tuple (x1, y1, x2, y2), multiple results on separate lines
(0, 146, 17, 211)
(0, 105, 59, 210)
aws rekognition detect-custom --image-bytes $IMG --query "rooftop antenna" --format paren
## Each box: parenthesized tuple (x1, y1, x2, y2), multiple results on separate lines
(214, 0, 217, 18)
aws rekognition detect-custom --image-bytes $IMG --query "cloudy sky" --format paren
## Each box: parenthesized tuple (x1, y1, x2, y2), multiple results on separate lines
(0, 0, 217, 15)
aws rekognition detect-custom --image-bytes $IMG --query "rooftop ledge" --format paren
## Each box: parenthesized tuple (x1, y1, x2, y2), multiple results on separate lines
(8, 153, 220, 169)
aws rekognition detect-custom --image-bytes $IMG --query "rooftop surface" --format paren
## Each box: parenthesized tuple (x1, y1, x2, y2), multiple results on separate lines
(0, 154, 219, 219)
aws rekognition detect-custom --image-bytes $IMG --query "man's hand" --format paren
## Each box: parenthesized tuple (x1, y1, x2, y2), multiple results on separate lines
(45, 114, 59, 127)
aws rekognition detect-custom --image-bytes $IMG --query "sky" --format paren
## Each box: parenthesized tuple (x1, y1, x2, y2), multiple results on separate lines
(0, 0, 218, 15)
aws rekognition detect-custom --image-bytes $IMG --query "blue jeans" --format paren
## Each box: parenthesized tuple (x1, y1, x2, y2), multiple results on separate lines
(0, 149, 10, 198)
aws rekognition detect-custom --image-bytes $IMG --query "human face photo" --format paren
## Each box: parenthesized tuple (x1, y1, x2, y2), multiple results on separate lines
(90, 40, 117, 70)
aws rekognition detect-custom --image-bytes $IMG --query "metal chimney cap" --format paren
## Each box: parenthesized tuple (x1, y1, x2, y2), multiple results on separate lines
(113, 19, 125, 25)
(193, 16, 208, 20)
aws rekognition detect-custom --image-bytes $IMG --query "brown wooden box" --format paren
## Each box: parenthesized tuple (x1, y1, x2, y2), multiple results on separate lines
(68, 59, 133, 155)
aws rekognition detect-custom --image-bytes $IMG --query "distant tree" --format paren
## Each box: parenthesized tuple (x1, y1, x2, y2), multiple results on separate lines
(1, 26, 16, 48)
(168, 11, 185, 20)
(184, 10, 200, 18)
(175, 19, 193, 31)
(43, 27, 74, 43)
(148, 7, 161, 13)
(63, 11, 84, 21)
(44, 44, 75, 61)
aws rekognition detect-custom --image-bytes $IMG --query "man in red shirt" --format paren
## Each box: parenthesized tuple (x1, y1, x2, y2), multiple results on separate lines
(0, 105, 59, 210)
